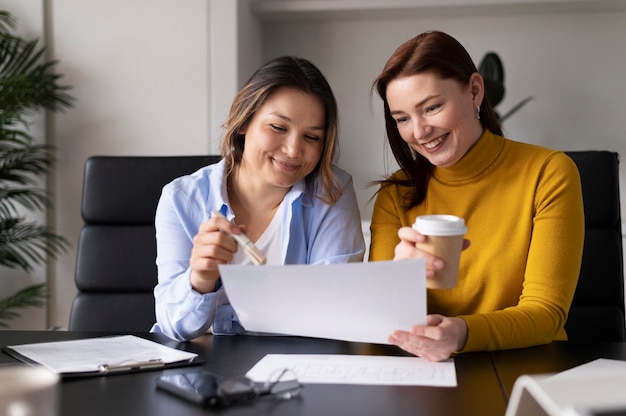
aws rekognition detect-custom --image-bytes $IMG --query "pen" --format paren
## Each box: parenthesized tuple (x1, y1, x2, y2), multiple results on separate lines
(99, 359, 164, 373)
(210, 210, 267, 266)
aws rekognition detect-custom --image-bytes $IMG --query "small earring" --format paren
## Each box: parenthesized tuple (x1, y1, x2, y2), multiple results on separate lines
(476, 106, 481, 120)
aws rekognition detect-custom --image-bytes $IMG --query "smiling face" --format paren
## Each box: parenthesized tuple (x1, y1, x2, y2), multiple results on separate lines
(238, 86, 325, 190)
(386, 72, 484, 168)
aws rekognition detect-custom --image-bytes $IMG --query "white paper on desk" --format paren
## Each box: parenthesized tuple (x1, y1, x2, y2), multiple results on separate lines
(7, 335, 198, 374)
(246, 354, 457, 387)
(218, 259, 426, 344)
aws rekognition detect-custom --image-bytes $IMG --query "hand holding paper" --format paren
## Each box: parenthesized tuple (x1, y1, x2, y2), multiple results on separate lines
(218, 259, 427, 344)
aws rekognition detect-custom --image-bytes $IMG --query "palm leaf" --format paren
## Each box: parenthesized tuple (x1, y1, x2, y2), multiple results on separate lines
(0, 11, 16, 33)
(0, 10, 75, 327)
(1, 36, 39, 75)
(0, 218, 69, 272)
(0, 141, 53, 185)
(0, 32, 74, 115)
(0, 283, 47, 328)
(0, 187, 49, 216)
(0, 108, 30, 133)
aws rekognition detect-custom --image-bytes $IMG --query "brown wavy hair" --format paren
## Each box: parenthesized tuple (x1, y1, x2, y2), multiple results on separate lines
(220, 56, 341, 204)
(373, 31, 502, 208)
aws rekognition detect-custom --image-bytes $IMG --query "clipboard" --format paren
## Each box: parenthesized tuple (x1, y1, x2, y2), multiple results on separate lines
(2, 335, 204, 379)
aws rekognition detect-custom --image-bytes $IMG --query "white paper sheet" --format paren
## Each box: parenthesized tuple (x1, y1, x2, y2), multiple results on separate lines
(246, 354, 457, 387)
(218, 259, 426, 344)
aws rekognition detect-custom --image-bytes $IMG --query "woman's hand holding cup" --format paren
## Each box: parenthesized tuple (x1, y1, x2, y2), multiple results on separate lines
(395, 215, 470, 288)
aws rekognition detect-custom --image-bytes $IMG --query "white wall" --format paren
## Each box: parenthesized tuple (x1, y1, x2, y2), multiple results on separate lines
(1, 1, 625, 329)
(259, 10, 626, 222)
(47, 0, 211, 329)
(0, 0, 211, 329)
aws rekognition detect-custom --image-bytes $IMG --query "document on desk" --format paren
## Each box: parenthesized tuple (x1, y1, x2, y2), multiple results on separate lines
(3, 335, 200, 377)
(218, 259, 426, 345)
(246, 354, 457, 387)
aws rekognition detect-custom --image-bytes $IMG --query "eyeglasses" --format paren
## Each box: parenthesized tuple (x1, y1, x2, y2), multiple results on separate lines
(257, 368, 302, 401)
(218, 368, 302, 406)
(157, 368, 302, 408)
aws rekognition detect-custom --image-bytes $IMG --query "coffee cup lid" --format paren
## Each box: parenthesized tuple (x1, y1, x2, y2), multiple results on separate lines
(413, 215, 467, 236)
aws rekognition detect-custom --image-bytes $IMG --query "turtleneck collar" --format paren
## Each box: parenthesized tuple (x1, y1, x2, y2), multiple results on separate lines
(432, 129, 504, 184)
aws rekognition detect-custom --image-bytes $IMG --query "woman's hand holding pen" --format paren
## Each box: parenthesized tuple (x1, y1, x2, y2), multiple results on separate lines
(189, 216, 246, 294)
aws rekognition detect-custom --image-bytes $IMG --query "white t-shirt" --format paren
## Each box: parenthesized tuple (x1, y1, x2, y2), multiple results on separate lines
(230, 200, 284, 266)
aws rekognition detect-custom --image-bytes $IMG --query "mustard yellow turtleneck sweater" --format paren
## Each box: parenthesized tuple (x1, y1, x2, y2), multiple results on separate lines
(369, 130, 585, 352)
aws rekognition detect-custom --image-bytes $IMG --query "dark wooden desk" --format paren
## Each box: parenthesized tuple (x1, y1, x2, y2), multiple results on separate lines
(0, 330, 505, 416)
(490, 341, 626, 402)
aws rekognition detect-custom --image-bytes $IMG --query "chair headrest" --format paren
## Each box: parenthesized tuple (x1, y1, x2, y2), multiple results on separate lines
(81, 155, 220, 224)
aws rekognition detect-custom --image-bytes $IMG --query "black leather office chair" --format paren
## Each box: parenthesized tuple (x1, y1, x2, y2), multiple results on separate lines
(68, 155, 221, 332)
(564, 151, 625, 341)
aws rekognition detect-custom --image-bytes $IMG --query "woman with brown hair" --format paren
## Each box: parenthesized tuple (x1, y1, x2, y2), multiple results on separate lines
(153, 56, 365, 341)
(370, 31, 584, 361)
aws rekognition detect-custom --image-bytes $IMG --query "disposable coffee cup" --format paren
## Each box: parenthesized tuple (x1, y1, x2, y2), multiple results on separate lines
(0, 365, 59, 416)
(412, 215, 467, 289)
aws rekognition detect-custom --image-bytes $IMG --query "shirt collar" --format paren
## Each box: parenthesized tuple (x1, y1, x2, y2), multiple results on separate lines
(205, 159, 310, 218)
(205, 159, 231, 218)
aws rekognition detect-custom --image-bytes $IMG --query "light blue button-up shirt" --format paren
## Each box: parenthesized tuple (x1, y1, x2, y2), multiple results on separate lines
(151, 159, 365, 341)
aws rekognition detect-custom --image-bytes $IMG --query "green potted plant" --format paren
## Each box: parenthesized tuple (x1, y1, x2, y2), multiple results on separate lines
(478, 52, 533, 122)
(0, 10, 74, 327)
